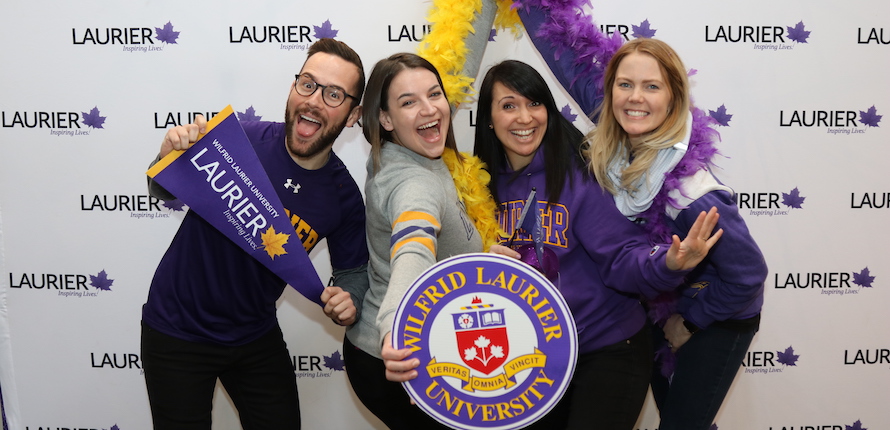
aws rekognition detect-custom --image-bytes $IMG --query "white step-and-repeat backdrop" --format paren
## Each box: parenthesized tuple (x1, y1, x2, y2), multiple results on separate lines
(1, 0, 887, 429)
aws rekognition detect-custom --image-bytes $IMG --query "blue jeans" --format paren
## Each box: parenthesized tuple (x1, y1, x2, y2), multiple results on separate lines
(651, 321, 758, 430)
(141, 322, 300, 429)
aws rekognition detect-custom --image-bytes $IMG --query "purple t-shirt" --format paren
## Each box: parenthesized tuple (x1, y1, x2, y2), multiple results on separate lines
(142, 121, 367, 345)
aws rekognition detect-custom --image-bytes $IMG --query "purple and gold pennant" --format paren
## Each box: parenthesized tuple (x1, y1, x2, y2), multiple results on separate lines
(147, 106, 324, 305)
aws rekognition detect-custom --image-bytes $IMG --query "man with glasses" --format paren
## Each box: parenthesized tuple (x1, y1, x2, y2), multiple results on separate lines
(141, 38, 368, 429)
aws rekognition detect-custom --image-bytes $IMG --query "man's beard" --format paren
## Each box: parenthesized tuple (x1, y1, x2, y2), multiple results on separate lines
(284, 106, 350, 160)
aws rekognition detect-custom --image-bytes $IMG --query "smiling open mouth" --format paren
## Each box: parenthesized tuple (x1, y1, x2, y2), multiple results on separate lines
(418, 120, 441, 140)
(296, 114, 321, 137)
(511, 128, 536, 140)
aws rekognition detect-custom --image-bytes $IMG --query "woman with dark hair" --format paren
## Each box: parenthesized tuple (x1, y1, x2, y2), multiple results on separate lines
(473, 59, 723, 429)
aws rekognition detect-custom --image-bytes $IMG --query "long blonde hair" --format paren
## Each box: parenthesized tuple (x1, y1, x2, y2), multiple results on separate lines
(586, 38, 690, 195)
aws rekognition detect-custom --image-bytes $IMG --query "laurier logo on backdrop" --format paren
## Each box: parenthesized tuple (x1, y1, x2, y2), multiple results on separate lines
(844, 346, 890, 366)
(738, 186, 806, 218)
(857, 26, 889, 44)
(9, 269, 115, 298)
(229, 19, 341, 52)
(773, 265, 877, 296)
(598, 18, 659, 40)
(704, 20, 812, 51)
(292, 349, 347, 379)
(72, 21, 180, 53)
(779, 104, 882, 135)
(742, 344, 801, 375)
(25, 424, 122, 430)
(392, 253, 577, 429)
(767, 418, 870, 430)
(1, 106, 107, 137)
(387, 23, 432, 42)
(79, 193, 186, 221)
(851, 191, 890, 209)
(153, 106, 261, 128)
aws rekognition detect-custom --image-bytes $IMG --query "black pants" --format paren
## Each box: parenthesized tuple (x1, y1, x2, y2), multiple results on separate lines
(141, 322, 300, 429)
(343, 336, 452, 430)
(558, 323, 653, 430)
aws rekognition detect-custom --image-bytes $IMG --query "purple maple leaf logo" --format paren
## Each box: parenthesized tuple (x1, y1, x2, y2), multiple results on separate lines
(687, 68, 698, 77)
(237, 106, 263, 122)
(155, 21, 180, 44)
(107, 424, 121, 430)
(163, 198, 186, 211)
(709, 104, 733, 127)
(82, 106, 106, 129)
(859, 105, 881, 127)
(560, 104, 577, 123)
(852, 267, 875, 288)
(781, 187, 805, 209)
(709, 425, 718, 430)
(489, 29, 497, 42)
(313, 20, 339, 39)
(323, 350, 345, 371)
(633, 19, 657, 38)
(846, 420, 867, 430)
(90, 269, 114, 291)
(776, 346, 800, 366)
(787, 21, 810, 43)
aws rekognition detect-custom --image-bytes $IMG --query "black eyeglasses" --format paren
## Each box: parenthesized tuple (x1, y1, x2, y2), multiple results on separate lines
(293, 74, 358, 108)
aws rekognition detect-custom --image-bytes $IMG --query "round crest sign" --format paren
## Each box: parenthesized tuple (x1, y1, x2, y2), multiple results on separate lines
(392, 253, 578, 429)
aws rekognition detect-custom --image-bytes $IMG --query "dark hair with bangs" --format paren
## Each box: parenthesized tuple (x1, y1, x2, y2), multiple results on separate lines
(473, 60, 586, 205)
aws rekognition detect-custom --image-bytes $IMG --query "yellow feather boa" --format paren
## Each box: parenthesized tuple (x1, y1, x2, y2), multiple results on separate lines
(418, 0, 521, 107)
(494, 0, 523, 37)
(420, 0, 519, 250)
(417, 0, 480, 107)
(441, 148, 505, 251)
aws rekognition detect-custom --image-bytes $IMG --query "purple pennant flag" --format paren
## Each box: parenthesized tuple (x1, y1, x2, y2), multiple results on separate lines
(147, 106, 324, 306)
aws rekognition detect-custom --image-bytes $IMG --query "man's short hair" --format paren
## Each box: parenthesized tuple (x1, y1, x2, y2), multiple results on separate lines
(307, 38, 365, 105)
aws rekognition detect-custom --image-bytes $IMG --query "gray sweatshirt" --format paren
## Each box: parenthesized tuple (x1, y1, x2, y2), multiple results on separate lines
(346, 143, 482, 358)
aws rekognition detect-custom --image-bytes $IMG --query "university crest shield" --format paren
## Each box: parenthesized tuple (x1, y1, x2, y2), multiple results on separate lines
(453, 298, 509, 375)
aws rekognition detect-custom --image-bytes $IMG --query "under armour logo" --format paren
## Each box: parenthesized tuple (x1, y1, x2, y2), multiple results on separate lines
(284, 179, 301, 194)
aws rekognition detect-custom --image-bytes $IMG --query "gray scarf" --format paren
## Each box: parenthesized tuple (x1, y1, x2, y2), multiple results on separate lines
(608, 113, 693, 219)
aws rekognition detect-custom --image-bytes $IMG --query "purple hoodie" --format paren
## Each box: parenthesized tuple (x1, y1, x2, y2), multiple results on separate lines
(495, 150, 687, 354)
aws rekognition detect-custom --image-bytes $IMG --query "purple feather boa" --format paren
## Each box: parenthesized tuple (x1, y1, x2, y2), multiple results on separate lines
(644, 107, 721, 377)
(516, 0, 623, 99)
(638, 107, 722, 245)
(517, 0, 724, 378)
